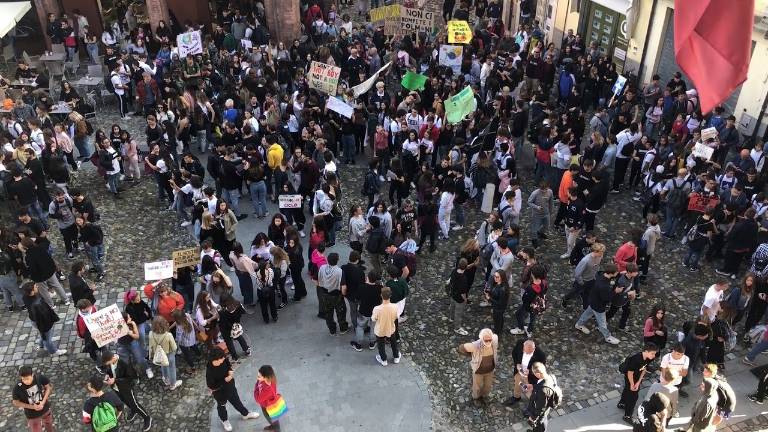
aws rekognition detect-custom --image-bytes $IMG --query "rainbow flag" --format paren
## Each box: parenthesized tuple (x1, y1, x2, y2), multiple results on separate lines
(266, 395, 288, 419)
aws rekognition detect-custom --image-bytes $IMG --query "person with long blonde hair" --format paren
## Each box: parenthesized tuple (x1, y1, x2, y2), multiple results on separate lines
(270, 246, 290, 308)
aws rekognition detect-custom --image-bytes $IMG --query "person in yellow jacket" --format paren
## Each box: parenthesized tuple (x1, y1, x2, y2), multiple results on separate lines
(267, 141, 284, 171)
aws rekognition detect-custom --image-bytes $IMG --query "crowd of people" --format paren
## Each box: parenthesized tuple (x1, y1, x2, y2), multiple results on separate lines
(3, 0, 768, 431)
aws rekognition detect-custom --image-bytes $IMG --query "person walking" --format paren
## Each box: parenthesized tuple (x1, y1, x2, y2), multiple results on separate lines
(510, 263, 548, 337)
(101, 350, 152, 431)
(372, 286, 400, 366)
(254, 365, 286, 430)
(219, 294, 252, 361)
(148, 316, 182, 391)
(574, 263, 621, 344)
(682, 377, 719, 432)
(448, 258, 471, 336)
(525, 362, 561, 431)
(458, 328, 499, 404)
(318, 252, 348, 335)
(82, 375, 124, 432)
(206, 348, 260, 432)
(12, 365, 56, 432)
(21, 282, 66, 356)
(562, 242, 605, 310)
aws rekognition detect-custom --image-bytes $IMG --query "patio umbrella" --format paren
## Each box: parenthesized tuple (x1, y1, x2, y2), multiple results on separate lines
(0, 1, 31, 39)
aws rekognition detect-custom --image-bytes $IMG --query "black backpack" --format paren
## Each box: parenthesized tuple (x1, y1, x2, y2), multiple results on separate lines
(98, 150, 113, 170)
(715, 376, 736, 416)
(666, 180, 688, 215)
(362, 171, 377, 196)
(366, 229, 385, 254)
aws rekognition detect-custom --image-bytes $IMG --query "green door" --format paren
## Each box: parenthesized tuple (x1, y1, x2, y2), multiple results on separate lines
(584, 2, 628, 72)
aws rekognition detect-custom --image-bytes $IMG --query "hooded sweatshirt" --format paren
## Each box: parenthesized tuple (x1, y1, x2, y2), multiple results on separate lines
(317, 263, 342, 292)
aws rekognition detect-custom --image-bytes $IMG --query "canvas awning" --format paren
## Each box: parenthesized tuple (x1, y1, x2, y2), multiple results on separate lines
(0, 2, 31, 39)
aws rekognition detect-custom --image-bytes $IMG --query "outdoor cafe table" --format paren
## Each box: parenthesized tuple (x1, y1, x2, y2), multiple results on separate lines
(40, 52, 66, 76)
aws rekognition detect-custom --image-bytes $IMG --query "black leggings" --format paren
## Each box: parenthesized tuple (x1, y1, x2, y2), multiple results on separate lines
(179, 344, 201, 367)
(223, 334, 250, 360)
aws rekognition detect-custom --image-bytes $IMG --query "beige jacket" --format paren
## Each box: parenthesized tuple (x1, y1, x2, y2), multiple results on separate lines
(461, 335, 499, 374)
(148, 331, 177, 359)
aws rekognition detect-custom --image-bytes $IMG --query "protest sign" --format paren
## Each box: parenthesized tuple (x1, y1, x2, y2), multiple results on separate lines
(326, 97, 355, 118)
(144, 260, 174, 280)
(83, 304, 128, 347)
(370, 4, 401, 23)
(447, 21, 472, 44)
(308, 61, 341, 95)
(172, 247, 199, 269)
(352, 61, 391, 97)
(176, 31, 202, 58)
(241, 39, 253, 50)
(612, 75, 627, 96)
(385, 7, 434, 36)
(439, 45, 463, 74)
(401, 71, 428, 91)
(688, 193, 720, 213)
(692, 142, 715, 160)
(445, 86, 477, 124)
(700, 127, 718, 142)
(279, 194, 303, 209)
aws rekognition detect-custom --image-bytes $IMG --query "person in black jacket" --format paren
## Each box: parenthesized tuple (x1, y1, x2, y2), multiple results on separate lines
(341, 250, 366, 336)
(510, 263, 548, 337)
(68, 261, 96, 305)
(181, 152, 206, 179)
(101, 350, 152, 430)
(584, 169, 609, 231)
(220, 148, 247, 220)
(449, 258, 470, 336)
(207, 143, 225, 196)
(18, 238, 69, 307)
(486, 269, 510, 334)
(206, 348, 260, 431)
(616, 343, 659, 424)
(716, 208, 758, 278)
(70, 188, 99, 223)
(219, 294, 251, 361)
(524, 362, 559, 432)
(22, 282, 66, 356)
(562, 187, 586, 259)
(574, 263, 621, 345)
(417, 195, 438, 254)
(75, 214, 106, 281)
(504, 339, 547, 406)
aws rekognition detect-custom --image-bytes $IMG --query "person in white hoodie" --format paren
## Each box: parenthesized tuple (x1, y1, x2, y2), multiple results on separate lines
(438, 184, 455, 240)
(639, 213, 662, 291)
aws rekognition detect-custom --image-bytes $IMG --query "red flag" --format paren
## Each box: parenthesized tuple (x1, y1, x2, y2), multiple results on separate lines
(674, 0, 754, 113)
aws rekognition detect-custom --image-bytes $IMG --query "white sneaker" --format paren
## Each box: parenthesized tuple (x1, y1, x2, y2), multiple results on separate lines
(455, 327, 469, 336)
(241, 412, 260, 420)
(299, 231, 306, 238)
(378, 175, 385, 182)
(560, 253, 570, 259)
(119, 174, 126, 181)
(452, 225, 463, 231)
(146, 368, 154, 379)
(221, 420, 233, 431)
(54, 349, 67, 356)
(575, 324, 591, 334)
(509, 327, 525, 335)
(398, 315, 408, 323)
(180, 221, 191, 227)
(170, 380, 183, 390)
(605, 336, 620, 345)
(376, 355, 388, 366)
(478, 301, 491, 307)
(393, 354, 402, 364)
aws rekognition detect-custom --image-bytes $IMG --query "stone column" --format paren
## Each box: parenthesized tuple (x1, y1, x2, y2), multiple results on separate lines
(263, 0, 301, 45)
(146, 0, 170, 32)
(34, 0, 63, 50)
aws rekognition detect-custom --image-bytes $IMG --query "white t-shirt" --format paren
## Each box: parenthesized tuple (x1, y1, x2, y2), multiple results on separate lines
(520, 351, 534, 374)
(700, 285, 724, 322)
(180, 183, 204, 201)
(660, 353, 689, 386)
(110, 73, 124, 95)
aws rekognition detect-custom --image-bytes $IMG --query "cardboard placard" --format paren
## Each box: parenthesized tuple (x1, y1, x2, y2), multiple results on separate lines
(278, 194, 303, 209)
(308, 61, 341, 95)
(326, 97, 355, 119)
(241, 39, 253, 50)
(687, 193, 720, 213)
(439, 45, 463, 74)
(700, 127, 718, 142)
(370, 4, 401, 23)
(176, 31, 202, 58)
(172, 247, 199, 269)
(144, 260, 175, 280)
(83, 304, 129, 348)
(447, 21, 472, 44)
(397, 7, 434, 35)
(692, 142, 715, 160)
(352, 61, 391, 98)
(612, 75, 627, 96)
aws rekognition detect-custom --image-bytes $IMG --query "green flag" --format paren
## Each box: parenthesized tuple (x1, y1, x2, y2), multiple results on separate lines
(401, 71, 428, 91)
(445, 86, 477, 124)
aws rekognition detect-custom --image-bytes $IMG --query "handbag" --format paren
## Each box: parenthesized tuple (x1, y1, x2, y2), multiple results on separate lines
(265, 394, 288, 420)
(231, 323, 244, 339)
(196, 330, 209, 343)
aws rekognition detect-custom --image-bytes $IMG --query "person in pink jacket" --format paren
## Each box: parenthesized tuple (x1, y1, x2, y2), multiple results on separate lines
(614, 229, 642, 273)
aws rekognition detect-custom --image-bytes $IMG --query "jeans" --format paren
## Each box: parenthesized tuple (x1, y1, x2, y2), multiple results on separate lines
(320, 290, 348, 333)
(606, 302, 631, 329)
(235, 270, 255, 306)
(449, 299, 466, 329)
(515, 305, 538, 332)
(223, 334, 250, 360)
(222, 188, 241, 216)
(74, 135, 92, 159)
(40, 329, 58, 354)
(563, 280, 594, 309)
(136, 321, 149, 353)
(85, 243, 105, 274)
(664, 203, 681, 237)
(60, 224, 78, 254)
(565, 227, 581, 255)
(684, 247, 704, 270)
(576, 306, 612, 340)
(529, 214, 550, 239)
(377, 336, 399, 361)
(28, 200, 49, 230)
(342, 134, 355, 163)
(747, 339, 768, 361)
(347, 298, 360, 332)
(0, 272, 22, 307)
(160, 352, 178, 385)
(26, 408, 54, 432)
(66, 46, 75, 61)
(86, 43, 98, 64)
(355, 315, 375, 344)
(196, 130, 207, 153)
(37, 274, 68, 307)
(455, 204, 465, 226)
(257, 289, 277, 323)
(106, 172, 120, 194)
(438, 209, 451, 238)
(249, 181, 267, 217)
(173, 194, 189, 221)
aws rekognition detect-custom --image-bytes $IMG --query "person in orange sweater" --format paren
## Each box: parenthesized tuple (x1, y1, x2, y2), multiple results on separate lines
(143, 281, 184, 324)
(613, 229, 642, 273)
(555, 164, 579, 228)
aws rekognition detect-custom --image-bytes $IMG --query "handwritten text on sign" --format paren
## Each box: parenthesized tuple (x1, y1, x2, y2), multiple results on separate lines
(397, 8, 434, 35)
(308, 61, 341, 95)
(172, 247, 199, 269)
(279, 194, 303, 209)
(176, 31, 202, 58)
(83, 304, 128, 347)
(370, 4, 400, 22)
(144, 260, 174, 280)
(447, 21, 472, 44)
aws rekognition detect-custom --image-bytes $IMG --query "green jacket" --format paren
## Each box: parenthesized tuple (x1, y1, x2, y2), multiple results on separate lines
(386, 278, 409, 304)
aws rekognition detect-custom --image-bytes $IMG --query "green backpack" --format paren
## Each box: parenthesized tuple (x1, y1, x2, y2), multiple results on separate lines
(92, 401, 118, 432)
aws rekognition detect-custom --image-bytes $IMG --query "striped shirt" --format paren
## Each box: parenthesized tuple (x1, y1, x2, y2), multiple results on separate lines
(175, 313, 197, 347)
